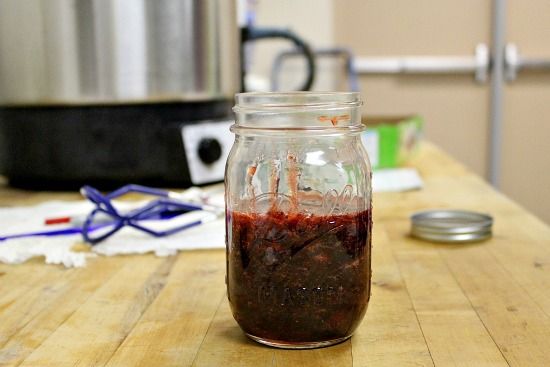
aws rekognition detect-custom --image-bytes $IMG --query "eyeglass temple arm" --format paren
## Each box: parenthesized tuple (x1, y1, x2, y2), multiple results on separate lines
(106, 184, 171, 200)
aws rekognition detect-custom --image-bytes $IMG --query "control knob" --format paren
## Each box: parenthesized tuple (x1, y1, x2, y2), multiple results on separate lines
(197, 138, 222, 165)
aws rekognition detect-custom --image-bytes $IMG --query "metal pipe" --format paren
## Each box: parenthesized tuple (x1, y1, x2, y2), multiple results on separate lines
(352, 44, 489, 83)
(489, 0, 506, 188)
(504, 43, 550, 81)
(354, 56, 477, 73)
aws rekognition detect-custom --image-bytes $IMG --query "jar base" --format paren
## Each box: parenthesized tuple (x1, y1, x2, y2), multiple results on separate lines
(245, 333, 351, 349)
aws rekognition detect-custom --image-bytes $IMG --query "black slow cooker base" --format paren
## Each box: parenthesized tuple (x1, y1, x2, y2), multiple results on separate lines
(0, 101, 231, 190)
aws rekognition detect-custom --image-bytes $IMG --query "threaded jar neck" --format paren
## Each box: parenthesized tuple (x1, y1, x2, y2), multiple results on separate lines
(232, 92, 364, 135)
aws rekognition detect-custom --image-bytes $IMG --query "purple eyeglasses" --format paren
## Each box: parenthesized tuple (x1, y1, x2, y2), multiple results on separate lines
(80, 184, 221, 244)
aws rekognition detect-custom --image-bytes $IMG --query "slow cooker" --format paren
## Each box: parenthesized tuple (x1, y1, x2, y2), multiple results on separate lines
(0, 0, 314, 189)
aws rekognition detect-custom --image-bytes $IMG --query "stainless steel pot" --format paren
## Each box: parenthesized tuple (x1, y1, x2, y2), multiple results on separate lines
(0, 0, 239, 105)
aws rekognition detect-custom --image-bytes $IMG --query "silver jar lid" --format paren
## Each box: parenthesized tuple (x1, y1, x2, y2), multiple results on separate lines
(411, 210, 493, 243)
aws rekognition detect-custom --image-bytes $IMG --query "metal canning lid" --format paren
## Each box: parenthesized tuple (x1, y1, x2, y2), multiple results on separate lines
(410, 210, 493, 243)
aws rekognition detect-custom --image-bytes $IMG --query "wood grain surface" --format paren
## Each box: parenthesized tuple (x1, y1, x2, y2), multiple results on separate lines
(1, 142, 550, 366)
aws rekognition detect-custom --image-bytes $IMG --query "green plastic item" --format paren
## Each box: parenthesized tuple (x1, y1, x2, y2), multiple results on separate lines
(361, 115, 423, 170)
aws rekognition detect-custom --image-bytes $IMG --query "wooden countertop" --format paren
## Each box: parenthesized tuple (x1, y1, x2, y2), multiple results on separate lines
(1, 142, 550, 366)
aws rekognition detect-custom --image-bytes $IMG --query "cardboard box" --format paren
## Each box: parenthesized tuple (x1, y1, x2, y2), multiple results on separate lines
(361, 115, 423, 169)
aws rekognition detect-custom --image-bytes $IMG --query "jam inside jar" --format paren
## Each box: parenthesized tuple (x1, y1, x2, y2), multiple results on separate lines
(226, 92, 372, 349)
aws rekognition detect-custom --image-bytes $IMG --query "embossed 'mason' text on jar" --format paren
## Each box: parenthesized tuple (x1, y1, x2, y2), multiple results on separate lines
(225, 92, 373, 349)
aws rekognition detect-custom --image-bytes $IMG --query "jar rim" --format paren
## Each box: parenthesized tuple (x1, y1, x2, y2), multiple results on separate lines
(233, 91, 362, 113)
(229, 124, 366, 136)
(233, 92, 363, 132)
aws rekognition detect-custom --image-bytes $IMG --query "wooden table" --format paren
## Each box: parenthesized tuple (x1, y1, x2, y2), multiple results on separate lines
(1, 142, 550, 366)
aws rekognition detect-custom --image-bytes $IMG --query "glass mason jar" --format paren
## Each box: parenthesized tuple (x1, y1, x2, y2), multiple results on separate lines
(225, 92, 372, 349)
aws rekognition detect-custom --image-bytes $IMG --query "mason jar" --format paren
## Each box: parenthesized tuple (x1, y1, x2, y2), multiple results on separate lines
(225, 92, 372, 349)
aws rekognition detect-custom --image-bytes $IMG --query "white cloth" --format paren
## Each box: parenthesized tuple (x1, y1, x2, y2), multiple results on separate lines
(372, 168, 423, 192)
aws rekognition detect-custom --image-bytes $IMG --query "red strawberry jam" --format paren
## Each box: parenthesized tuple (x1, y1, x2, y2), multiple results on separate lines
(226, 208, 372, 345)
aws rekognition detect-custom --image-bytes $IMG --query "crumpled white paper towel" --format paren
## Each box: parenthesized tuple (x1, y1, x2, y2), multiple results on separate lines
(372, 168, 423, 192)
(0, 234, 90, 268)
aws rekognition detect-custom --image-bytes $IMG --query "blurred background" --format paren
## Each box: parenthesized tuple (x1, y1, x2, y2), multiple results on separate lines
(252, 0, 550, 223)
(247, 0, 550, 224)
(0, 0, 549, 224)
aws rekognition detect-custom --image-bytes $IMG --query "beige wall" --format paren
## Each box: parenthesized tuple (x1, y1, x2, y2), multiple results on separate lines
(500, 0, 550, 223)
(254, 0, 492, 176)
(334, 0, 492, 177)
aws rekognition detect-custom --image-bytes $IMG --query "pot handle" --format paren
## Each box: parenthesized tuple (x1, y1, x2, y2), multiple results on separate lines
(241, 26, 316, 92)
